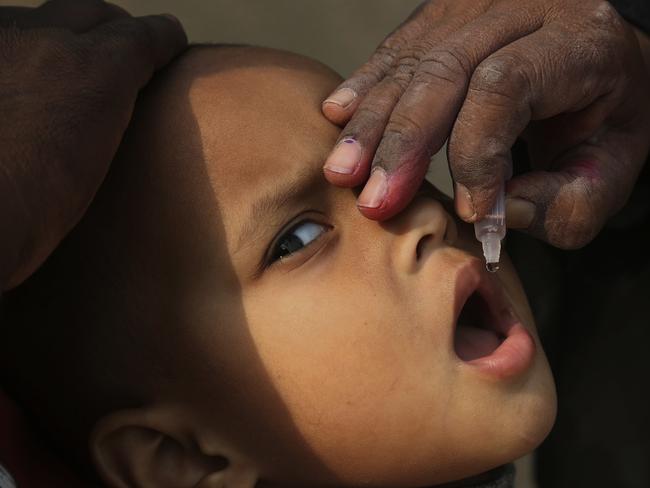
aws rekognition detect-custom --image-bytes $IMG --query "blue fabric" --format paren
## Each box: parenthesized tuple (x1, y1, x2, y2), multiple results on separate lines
(0, 464, 16, 488)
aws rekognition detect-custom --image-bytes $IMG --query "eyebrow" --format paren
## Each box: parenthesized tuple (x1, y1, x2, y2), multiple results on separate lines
(235, 165, 324, 253)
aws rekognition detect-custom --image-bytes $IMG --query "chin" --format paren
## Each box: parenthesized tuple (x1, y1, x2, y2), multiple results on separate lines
(461, 352, 558, 482)
(489, 360, 558, 471)
(515, 377, 557, 454)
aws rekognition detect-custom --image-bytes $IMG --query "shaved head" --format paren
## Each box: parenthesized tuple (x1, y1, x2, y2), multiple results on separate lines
(0, 45, 342, 475)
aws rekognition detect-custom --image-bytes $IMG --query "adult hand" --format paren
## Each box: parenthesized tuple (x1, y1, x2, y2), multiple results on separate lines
(322, 0, 650, 249)
(0, 0, 187, 290)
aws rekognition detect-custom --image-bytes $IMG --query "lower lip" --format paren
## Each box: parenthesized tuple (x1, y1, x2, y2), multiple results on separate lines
(465, 322, 536, 380)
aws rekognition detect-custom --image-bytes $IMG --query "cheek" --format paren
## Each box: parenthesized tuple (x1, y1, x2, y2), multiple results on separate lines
(240, 273, 459, 483)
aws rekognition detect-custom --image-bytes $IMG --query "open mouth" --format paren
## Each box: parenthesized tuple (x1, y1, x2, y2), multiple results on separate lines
(454, 290, 506, 361)
(452, 260, 536, 379)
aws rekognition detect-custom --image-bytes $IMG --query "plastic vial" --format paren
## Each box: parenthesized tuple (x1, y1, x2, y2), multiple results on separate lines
(474, 182, 506, 273)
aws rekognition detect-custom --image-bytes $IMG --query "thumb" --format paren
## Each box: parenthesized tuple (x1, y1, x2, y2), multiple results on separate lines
(505, 130, 644, 249)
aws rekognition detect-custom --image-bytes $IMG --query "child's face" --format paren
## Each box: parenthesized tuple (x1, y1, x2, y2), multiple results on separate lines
(115, 48, 556, 486)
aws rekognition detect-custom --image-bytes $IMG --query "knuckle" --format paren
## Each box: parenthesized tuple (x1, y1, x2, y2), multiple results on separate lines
(384, 70, 411, 92)
(391, 42, 449, 87)
(582, 2, 627, 64)
(450, 129, 501, 166)
(341, 104, 387, 139)
(392, 51, 420, 82)
(380, 32, 407, 56)
(586, 1, 622, 31)
(346, 77, 404, 128)
(351, 63, 385, 89)
(449, 138, 507, 188)
(353, 104, 387, 124)
(102, 18, 154, 58)
(91, 18, 156, 76)
(369, 42, 401, 73)
(352, 44, 398, 89)
(416, 47, 472, 85)
(383, 111, 425, 152)
(470, 53, 531, 103)
(371, 78, 405, 109)
(452, 165, 494, 194)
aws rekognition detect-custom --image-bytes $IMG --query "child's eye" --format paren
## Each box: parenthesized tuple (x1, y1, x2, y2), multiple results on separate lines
(269, 220, 330, 264)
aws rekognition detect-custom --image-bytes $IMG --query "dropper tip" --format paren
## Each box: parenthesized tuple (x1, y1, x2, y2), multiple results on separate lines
(481, 234, 502, 273)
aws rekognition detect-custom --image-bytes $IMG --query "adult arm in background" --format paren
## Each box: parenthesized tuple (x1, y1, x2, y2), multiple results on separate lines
(322, 0, 650, 250)
(0, 0, 187, 292)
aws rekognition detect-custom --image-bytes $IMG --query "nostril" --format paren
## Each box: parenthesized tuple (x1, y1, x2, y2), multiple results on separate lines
(416, 234, 433, 261)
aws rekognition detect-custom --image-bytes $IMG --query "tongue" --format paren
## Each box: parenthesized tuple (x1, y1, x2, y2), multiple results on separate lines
(454, 324, 502, 361)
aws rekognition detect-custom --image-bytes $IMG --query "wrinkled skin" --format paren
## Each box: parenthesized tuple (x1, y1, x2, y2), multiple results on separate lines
(0, 0, 187, 290)
(322, 0, 650, 249)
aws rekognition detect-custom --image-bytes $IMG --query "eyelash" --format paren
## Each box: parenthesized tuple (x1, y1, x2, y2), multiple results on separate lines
(266, 217, 332, 267)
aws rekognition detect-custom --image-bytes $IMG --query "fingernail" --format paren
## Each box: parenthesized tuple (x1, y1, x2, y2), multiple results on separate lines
(506, 198, 536, 229)
(324, 138, 362, 175)
(358, 168, 388, 209)
(454, 183, 476, 222)
(323, 88, 357, 109)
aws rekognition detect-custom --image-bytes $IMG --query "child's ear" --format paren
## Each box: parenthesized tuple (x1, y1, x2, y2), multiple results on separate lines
(91, 407, 258, 488)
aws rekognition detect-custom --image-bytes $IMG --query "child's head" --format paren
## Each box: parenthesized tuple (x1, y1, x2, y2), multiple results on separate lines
(0, 46, 556, 487)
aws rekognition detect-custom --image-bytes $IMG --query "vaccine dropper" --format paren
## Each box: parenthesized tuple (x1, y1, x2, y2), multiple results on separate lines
(474, 181, 506, 272)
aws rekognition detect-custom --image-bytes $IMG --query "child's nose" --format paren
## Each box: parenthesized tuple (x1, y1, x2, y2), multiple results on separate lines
(387, 196, 457, 274)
